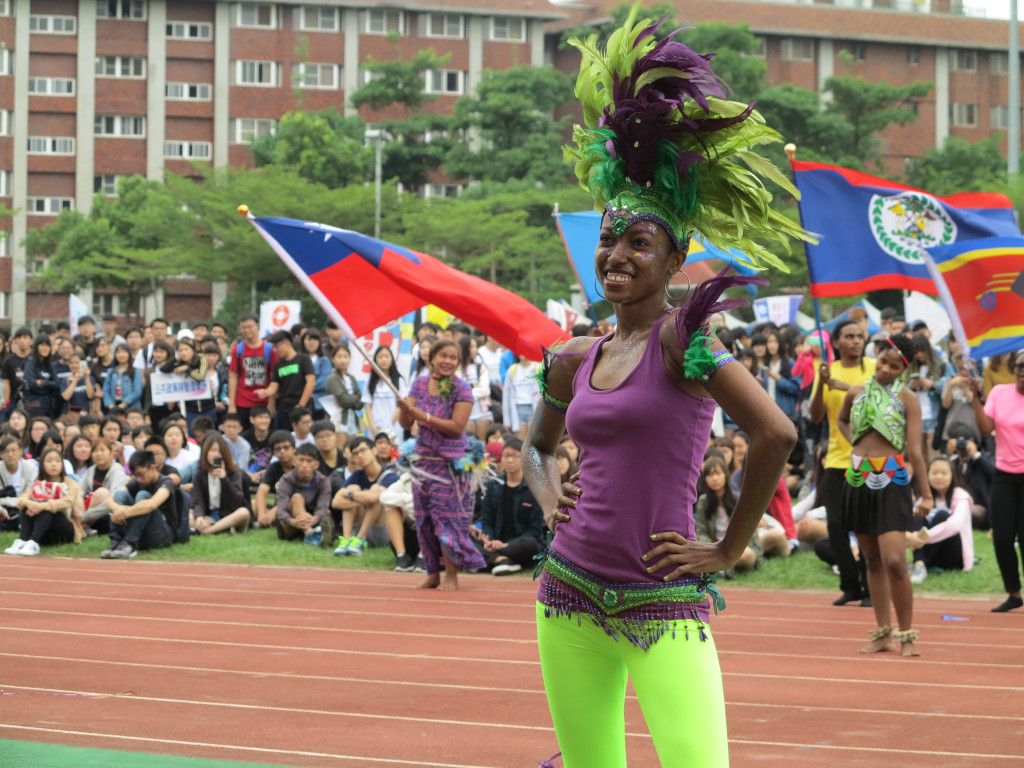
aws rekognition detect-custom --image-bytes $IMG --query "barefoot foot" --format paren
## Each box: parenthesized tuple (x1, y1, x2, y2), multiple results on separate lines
(859, 637, 897, 654)
(439, 574, 458, 591)
(901, 641, 921, 657)
(417, 574, 440, 589)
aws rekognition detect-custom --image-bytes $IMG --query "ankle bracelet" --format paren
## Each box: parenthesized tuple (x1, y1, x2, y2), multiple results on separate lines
(892, 628, 919, 643)
(867, 625, 892, 641)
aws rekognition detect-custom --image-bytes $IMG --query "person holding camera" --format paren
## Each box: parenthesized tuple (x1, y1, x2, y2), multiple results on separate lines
(190, 433, 252, 536)
(944, 424, 994, 530)
(971, 350, 1024, 613)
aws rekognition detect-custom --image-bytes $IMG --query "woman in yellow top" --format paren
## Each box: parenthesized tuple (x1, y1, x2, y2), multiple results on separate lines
(809, 319, 876, 606)
(982, 353, 1016, 399)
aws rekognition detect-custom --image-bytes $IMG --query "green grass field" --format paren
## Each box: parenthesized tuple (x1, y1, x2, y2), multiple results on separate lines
(0, 527, 1004, 597)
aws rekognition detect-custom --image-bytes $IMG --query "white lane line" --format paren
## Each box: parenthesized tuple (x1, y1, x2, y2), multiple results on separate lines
(729, 738, 1021, 761)
(0, 724, 506, 768)
(2, 664, 1019, 724)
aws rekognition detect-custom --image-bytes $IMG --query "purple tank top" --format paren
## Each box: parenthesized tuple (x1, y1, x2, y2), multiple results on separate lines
(552, 312, 715, 585)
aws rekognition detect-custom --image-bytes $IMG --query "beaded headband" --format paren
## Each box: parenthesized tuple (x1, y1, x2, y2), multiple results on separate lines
(886, 336, 910, 366)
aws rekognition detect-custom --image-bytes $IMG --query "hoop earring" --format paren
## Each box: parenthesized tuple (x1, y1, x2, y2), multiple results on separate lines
(593, 276, 607, 301)
(667, 271, 691, 302)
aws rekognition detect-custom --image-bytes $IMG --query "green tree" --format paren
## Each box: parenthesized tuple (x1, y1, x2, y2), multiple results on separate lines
(26, 177, 191, 317)
(904, 135, 1006, 194)
(349, 49, 452, 113)
(250, 109, 371, 187)
(558, 2, 681, 49)
(376, 113, 457, 194)
(676, 23, 766, 103)
(445, 66, 574, 185)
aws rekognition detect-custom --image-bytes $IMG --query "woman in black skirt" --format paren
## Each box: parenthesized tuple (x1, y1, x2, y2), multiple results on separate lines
(838, 334, 932, 657)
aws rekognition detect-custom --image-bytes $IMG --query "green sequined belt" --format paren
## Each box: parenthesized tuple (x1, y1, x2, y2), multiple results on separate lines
(540, 549, 724, 616)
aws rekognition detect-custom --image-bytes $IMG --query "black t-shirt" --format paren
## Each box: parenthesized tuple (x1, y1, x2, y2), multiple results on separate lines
(317, 450, 342, 478)
(124, 474, 177, 524)
(91, 466, 109, 492)
(499, 483, 518, 542)
(271, 353, 314, 412)
(243, 429, 272, 472)
(91, 359, 113, 394)
(1, 353, 28, 402)
(261, 460, 292, 491)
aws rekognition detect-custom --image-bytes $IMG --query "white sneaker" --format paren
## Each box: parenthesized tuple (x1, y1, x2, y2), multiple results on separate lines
(4, 539, 27, 555)
(18, 540, 40, 556)
(909, 561, 927, 584)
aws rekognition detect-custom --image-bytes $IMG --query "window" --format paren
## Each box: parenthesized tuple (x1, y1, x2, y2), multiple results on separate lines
(490, 16, 525, 42)
(28, 77, 76, 96)
(750, 37, 766, 58)
(298, 6, 338, 31)
(0, 110, 8, 135)
(29, 15, 76, 34)
(95, 115, 146, 137)
(164, 141, 212, 159)
(424, 69, 465, 95)
(167, 21, 213, 40)
(293, 63, 338, 89)
(97, 0, 145, 19)
(26, 197, 74, 215)
(231, 117, 277, 143)
(236, 3, 276, 28)
(365, 9, 403, 35)
(952, 49, 977, 72)
(906, 46, 920, 66)
(27, 136, 75, 155)
(166, 82, 212, 100)
(851, 42, 866, 62)
(423, 183, 463, 199)
(424, 13, 463, 38)
(92, 294, 124, 315)
(0, 50, 10, 76)
(96, 56, 146, 78)
(0, 291, 9, 319)
(780, 38, 814, 62)
(233, 60, 279, 86)
(28, 257, 48, 275)
(991, 52, 1010, 75)
(359, 67, 382, 86)
(0, 0, 10, 16)
(951, 103, 978, 127)
(94, 174, 119, 195)
(0, 170, 8, 197)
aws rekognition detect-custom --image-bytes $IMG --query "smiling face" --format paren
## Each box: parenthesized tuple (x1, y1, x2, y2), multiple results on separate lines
(875, 348, 908, 387)
(430, 344, 460, 378)
(928, 459, 952, 496)
(595, 217, 685, 305)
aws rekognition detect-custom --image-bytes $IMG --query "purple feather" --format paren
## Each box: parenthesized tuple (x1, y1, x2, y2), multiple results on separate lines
(674, 267, 769, 351)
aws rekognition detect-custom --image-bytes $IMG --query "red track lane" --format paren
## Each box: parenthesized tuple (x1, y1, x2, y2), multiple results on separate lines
(1, 557, 1022, 767)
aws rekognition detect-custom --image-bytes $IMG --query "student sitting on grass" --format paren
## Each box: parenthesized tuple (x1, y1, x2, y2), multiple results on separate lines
(4, 447, 79, 556)
(330, 435, 399, 556)
(101, 449, 177, 559)
(253, 431, 296, 529)
(275, 443, 332, 546)
(0, 436, 37, 532)
(76, 438, 128, 536)
(191, 434, 252, 535)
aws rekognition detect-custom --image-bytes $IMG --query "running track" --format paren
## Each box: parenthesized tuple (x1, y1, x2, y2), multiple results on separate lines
(1, 557, 1022, 767)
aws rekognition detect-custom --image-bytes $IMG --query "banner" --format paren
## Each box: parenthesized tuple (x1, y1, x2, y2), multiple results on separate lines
(259, 300, 301, 338)
(752, 295, 803, 326)
(69, 294, 88, 337)
(150, 370, 212, 405)
(791, 160, 1020, 297)
(546, 299, 581, 333)
(554, 210, 760, 305)
(349, 312, 417, 392)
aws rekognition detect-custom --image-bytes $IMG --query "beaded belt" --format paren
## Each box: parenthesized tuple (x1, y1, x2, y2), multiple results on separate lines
(845, 453, 909, 489)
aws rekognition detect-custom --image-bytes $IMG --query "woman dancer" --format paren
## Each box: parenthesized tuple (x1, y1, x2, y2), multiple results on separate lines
(397, 339, 486, 590)
(838, 335, 930, 656)
(522, 9, 811, 766)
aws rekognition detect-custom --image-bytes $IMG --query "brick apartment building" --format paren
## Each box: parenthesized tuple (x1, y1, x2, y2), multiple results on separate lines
(0, 0, 1019, 328)
(0, 0, 563, 329)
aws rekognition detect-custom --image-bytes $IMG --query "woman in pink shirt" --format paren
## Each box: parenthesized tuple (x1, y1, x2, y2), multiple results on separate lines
(972, 350, 1024, 612)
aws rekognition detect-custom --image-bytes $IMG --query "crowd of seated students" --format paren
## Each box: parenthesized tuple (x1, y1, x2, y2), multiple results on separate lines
(1, 308, 1018, 616)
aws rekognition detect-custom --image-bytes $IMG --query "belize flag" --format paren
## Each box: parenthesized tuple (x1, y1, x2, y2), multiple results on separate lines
(242, 210, 568, 361)
(554, 210, 760, 305)
(792, 161, 1020, 298)
(922, 237, 1024, 359)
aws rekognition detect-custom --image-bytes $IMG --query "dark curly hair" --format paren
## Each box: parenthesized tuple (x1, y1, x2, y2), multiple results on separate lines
(883, 333, 916, 369)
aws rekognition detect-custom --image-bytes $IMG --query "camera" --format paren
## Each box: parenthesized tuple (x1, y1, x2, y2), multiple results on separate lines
(956, 437, 967, 452)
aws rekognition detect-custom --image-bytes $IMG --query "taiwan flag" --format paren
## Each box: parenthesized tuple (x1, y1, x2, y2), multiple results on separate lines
(244, 212, 568, 361)
(923, 237, 1024, 359)
(792, 161, 1020, 298)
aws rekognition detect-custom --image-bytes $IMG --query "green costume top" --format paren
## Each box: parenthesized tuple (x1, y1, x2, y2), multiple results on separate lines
(850, 377, 907, 452)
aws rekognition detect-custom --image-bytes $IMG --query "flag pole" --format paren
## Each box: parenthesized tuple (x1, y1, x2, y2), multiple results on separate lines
(552, 204, 601, 326)
(918, 247, 973, 369)
(239, 205, 404, 400)
(784, 144, 829, 362)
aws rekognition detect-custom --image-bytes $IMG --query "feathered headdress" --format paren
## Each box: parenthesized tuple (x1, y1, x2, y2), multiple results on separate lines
(565, 6, 815, 269)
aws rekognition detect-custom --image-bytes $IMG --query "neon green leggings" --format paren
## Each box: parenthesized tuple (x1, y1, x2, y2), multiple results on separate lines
(536, 603, 729, 768)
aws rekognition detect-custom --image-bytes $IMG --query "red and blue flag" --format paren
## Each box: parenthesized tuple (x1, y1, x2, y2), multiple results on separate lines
(923, 237, 1024, 359)
(792, 161, 1020, 298)
(245, 212, 568, 361)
